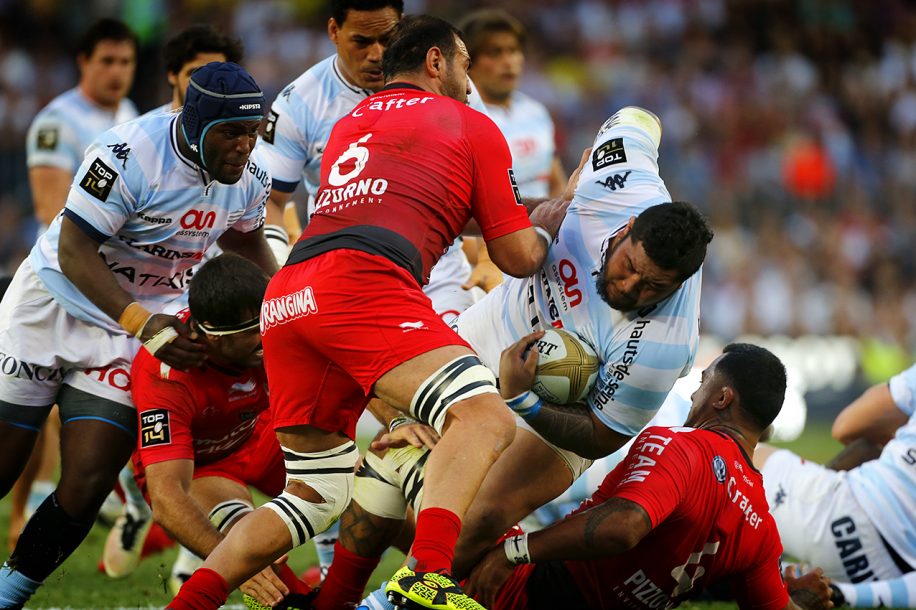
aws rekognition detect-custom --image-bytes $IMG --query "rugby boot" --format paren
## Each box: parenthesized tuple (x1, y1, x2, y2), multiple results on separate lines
(385, 567, 485, 610)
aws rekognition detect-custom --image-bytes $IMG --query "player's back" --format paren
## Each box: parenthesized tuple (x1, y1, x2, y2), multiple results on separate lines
(565, 427, 784, 610)
(485, 90, 555, 198)
(291, 85, 524, 286)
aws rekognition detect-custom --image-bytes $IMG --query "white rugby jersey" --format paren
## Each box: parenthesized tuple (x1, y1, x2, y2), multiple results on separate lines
(455, 111, 701, 436)
(30, 112, 270, 332)
(26, 88, 138, 173)
(485, 90, 555, 198)
(256, 54, 370, 198)
(847, 364, 916, 569)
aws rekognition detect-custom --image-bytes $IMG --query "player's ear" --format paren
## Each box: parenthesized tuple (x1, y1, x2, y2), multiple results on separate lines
(328, 18, 340, 44)
(427, 47, 442, 76)
(717, 386, 735, 409)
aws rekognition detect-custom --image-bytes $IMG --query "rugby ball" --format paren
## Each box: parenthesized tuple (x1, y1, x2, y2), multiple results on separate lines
(531, 329, 600, 404)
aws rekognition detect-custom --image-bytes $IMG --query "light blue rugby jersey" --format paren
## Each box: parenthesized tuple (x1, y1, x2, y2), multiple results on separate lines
(30, 112, 270, 332)
(257, 54, 370, 198)
(847, 364, 916, 569)
(26, 88, 138, 173)
(456, 111, 701, 436)
(485, 90, 555, 198)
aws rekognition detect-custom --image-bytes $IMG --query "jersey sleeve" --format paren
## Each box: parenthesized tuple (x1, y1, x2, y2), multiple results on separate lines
(62, 133, 138, 242)
(133, 367, 197, 466)
(610, 427, 692, 527)
(888, 362, 916, 417)
(587, 328, 697, 436)
(257, 89, 309, 194)
(570, 107, 671, 219)
(26, 111, 83, 172)
(730, 542, 789, 610)
(464, 109, 531, 241)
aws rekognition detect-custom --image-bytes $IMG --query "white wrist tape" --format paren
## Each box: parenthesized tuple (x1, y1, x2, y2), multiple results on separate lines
(143, 326, 179, 356)
(534, 226, 552, 246)
(264, 223, 290, 265)
(504, 533, 531, 565)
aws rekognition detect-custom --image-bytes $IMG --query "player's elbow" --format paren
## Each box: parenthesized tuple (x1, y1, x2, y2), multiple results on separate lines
(831, 418, 853, 445)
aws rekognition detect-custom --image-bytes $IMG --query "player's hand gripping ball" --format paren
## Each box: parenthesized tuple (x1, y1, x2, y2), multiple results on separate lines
(531, 328, 600, 404)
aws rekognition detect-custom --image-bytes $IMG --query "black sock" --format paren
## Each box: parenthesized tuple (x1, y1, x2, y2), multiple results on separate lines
(8, 493, 94, 582)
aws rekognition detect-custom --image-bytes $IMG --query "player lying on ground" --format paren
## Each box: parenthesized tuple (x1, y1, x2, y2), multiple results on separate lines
(330, 339, 834, 610)
(753, 361, 916, 607)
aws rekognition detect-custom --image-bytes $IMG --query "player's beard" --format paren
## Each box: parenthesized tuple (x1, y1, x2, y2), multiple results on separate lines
(595, 236, 638, 312)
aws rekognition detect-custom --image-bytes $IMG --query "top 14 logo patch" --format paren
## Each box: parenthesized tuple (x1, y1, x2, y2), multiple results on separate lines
(591, 138, 627, 171)
(79, 157, 118, 202)
(140, 409, 171, 447)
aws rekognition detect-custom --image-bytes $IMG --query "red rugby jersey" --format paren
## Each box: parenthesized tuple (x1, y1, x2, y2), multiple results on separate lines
(131, 317, 270, 468)
(287, 84, 531, 285)
(496, 427, 789, 610)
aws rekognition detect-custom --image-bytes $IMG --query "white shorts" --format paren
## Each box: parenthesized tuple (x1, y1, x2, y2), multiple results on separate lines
(0, 259, 140, 411)
(516, 416, 593, 480)
(762, 449, 906, 581)
(424, 240, 476, 325)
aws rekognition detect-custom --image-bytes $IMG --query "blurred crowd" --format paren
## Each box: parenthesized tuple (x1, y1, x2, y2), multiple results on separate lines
(1, 0, 915, 363)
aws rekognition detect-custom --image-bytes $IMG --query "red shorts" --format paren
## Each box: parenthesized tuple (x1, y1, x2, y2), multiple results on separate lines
(261, 249, 468, 439)
(135, 415, 285, 499)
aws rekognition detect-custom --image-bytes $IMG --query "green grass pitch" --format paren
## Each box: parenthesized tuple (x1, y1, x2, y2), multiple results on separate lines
(0, 423, 901, 608)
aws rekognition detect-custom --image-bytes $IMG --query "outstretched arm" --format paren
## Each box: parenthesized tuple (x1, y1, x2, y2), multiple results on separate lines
(831, 382, 907, 446)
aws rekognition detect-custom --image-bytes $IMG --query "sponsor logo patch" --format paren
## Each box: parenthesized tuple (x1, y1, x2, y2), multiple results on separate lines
(595, 170, 631, 192)
(36, 127, 59, 151)
(712, 455, 727, 483)
(263, 110, 278, 144)
(140, 409, 171, 447)
(79, 157, 118, 201)
(591, 138, 627, 171)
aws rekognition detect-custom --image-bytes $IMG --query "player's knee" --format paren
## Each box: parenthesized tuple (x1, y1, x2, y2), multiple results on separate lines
(410, 354, 500, 434)
(264, 440, 359, 548)
(444, 396, 516, 455)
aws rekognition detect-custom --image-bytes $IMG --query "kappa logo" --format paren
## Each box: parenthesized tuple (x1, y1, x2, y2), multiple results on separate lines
(263, 109, 278, 145)
(79, 157, 118, 202)
(399, 321, 427, 333)
(106, 142, 131, 168)
(591, 138, 627, 171)
(36, 127, 59, 151)
(140, 409, 171, 447)
(595, 170, 631, 192)
(773, 484, 786, 508)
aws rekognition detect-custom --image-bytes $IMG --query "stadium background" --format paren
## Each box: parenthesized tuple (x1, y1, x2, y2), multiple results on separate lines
(0, 0, 911, 606)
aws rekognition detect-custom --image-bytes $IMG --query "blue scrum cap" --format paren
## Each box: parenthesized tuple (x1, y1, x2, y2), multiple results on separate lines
(181, 62, 265, 165)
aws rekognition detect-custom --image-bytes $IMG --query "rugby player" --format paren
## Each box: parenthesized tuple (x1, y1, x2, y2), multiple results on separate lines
(458, 8, 565, 296)
(0, 62, 276, 609)
(754, 362, 916, 605)
(460, 341, 833, 610)
(167, 16, 567, 610)
(12, 18, 139, 550)
(131, 254, 307, 607)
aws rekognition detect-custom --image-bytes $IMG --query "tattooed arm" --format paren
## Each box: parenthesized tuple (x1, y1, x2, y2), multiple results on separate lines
(465, 497, 652, 606)
(527, 497, 652, 561)
(525, 401, 632, 459)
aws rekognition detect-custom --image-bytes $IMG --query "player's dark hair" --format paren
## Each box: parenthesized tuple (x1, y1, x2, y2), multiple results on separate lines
(382, 14, 462, 81)
(331, 0, 404, 26)
(630, 201, 713, 281)
(163, 25, 244, 75)
(188, 253, 268, 326)
(76, 18, 138, 59)
(717, 343, 787, 431)
(457, 8, 526, 60)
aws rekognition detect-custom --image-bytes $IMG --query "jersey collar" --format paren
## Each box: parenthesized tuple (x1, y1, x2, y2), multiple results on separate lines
(332, 55, 373, 97)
